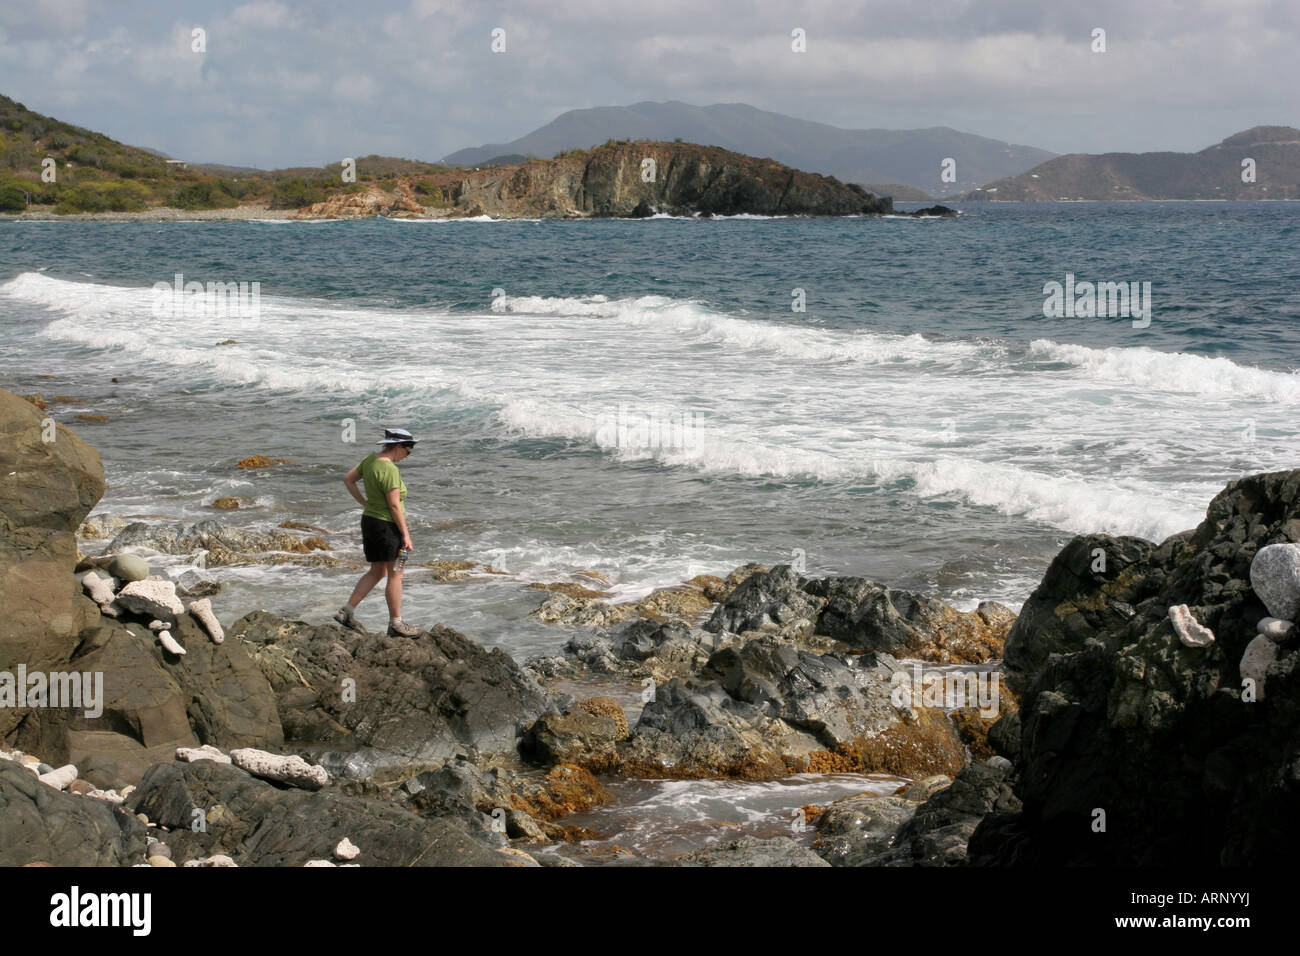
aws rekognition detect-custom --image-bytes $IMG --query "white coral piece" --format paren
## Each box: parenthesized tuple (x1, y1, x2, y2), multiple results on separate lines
(158, 630, 186, 655)
(176, 745, 231, 764)
(1169, 604, 1215, 647)
(187, 597, 225, 644)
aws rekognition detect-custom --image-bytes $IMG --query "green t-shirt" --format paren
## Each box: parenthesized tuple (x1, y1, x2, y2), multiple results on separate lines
(358, 453, 406, 523)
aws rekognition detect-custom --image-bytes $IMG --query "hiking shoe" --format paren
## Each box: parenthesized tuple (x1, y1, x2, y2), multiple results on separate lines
(386, 619, 425, 639)
(334, 608, 365, 633)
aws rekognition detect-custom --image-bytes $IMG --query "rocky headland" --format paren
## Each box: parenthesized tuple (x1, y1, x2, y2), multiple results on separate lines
(3, 383, 1297, 867)
(290, 142, 959, 221)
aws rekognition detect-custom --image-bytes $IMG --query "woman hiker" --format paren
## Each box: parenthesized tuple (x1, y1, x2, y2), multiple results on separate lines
(334, 428, 426, 638)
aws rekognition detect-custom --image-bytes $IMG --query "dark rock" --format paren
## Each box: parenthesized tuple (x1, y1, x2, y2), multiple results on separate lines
(908, 205, 958, 217)
(15, 614, 283, 783)
(807, 576, 1017, 661)
(1002, 534, 1155, 691)
(613, 619, 737, 677)
(523, 710, 621, 772)
(0, 761, 147, 866)
(704, 565, 824, 637)
(705, 565, 1016, 662)
(813, 793, 916, 866)
(886, 759, 1020, 866)
(232, 610, 550, 782)
(128, 759, 508, 866)
(402, 758, 513, 844)
(967, 470, 1300, 865)
(620, 675, 793, 779)
(619, 636, 966, 780)
(986, 710, 1021, 762)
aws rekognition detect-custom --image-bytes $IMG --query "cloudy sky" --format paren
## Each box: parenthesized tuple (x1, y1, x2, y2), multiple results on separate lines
(1, 0, 1296, 169)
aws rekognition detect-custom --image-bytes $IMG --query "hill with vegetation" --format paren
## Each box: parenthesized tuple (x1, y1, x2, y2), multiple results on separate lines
(0, 96, 906, 219)
(0, 94, 454, 214)
(963, 127, 1300, 200)
(441, 100, 1055, 196)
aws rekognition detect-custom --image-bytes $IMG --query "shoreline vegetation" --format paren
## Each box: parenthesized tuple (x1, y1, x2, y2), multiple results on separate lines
(4, 384, 1300, 867)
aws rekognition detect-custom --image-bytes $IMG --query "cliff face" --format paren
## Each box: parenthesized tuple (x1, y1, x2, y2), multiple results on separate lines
(289, 184, 426, 220)
(449, 142, 892, 218)
(292, 142, 893, 219)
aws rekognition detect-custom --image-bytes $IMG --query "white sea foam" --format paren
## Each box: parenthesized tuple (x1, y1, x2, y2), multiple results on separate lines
(1030, 339, 1300, 402)
(493, 394, 1201, 540)
(499, 293, 989, 366)
(0, 272, 1265, 544)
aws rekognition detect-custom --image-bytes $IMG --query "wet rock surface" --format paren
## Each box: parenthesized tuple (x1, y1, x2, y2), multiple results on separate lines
(968, 470, 1300, 865)
(232, 610, 552, 783)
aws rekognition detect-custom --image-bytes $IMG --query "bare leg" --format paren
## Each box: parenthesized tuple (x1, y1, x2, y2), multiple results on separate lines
(384, 561, 402, 619)
(347, 562, 387, 608)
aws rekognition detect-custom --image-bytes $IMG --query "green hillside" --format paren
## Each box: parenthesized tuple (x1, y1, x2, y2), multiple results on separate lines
(0, 94, 454, 213)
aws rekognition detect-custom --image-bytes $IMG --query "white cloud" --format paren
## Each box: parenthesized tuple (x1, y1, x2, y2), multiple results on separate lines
(0, 0, 1294, 166)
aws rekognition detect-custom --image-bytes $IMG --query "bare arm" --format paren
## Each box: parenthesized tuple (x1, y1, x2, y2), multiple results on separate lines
(343, 467, 366, 507)
(387, 488, 413, 550)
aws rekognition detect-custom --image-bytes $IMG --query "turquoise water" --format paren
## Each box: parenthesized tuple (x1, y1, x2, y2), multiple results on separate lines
(1, 203, 1297, 657)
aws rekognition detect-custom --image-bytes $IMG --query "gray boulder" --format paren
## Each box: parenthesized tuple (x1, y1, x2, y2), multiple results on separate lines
(128, 760, 508, 866)
(1250, 543, 1300, 621)
(0, 388, 105, 738)
(108, 552, 150, 583)
(619, 636, 966, 781)
(704, 565, 824, 637)
(522, 710, 622, 772)
(813, 793, 917, 866)
(0, 761, 148, 866)
(233, 611, 551, 782)
(14, 614, 283, 790)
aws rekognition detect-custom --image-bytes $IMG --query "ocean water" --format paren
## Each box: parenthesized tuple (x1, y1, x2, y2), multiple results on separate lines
(1, 202, 1298, 663)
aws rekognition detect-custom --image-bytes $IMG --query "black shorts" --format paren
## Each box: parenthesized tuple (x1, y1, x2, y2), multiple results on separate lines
(361, 514, 402, 562)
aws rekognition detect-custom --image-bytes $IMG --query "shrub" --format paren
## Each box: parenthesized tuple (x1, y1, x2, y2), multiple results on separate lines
(0, 181, 28, 211)
(66, 144, 105, 168)
(173, 179, 238, 210)
(52, 180, 151, 213)
(269, 177, 332, 209)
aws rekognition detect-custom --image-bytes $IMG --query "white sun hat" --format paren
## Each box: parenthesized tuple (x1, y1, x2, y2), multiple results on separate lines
(377, 428, 421, 445)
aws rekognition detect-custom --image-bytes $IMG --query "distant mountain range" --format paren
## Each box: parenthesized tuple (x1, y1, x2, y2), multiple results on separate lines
(442, 101, 1057, 196)
(963, 127, 1300, 200)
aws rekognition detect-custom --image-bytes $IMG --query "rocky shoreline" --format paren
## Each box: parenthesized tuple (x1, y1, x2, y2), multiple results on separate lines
(3, 385, 1297, 866)
(3, 143, 958, 222)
